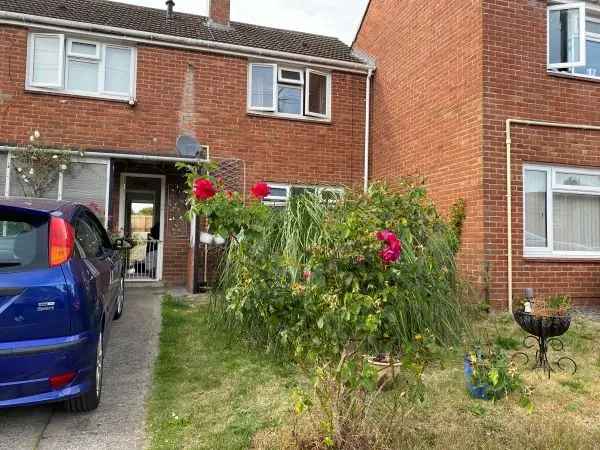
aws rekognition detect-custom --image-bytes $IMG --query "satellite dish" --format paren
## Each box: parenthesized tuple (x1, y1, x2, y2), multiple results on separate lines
(176, 135, 201, 158)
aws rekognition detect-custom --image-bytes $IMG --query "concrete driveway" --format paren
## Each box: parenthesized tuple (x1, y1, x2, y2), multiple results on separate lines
(0, 287, 162, 450)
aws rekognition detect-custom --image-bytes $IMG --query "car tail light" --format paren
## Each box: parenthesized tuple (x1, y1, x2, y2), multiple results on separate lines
(49, 217, 75, 267)
(49, 372, 76, 390)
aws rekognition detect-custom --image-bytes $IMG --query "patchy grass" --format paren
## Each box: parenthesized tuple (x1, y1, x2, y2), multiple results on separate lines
(147, 296, 297, 450)
(148, 298, 600, 449)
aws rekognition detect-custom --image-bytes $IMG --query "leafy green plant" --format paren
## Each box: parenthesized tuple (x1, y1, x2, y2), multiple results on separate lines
(467, 345, 524, 402)
(546, 295, 572, 314)
(177, 161, 270, 239)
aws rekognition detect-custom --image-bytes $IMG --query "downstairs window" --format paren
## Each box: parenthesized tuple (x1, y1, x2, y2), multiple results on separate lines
(524, 164, 600, 257)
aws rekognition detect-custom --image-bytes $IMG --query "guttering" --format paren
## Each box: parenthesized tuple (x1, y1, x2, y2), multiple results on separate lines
(0, 145, 210, 163)
(363, 68, 374, 192)
(505, 118, 600, 313)
(0, 11, 373, 75)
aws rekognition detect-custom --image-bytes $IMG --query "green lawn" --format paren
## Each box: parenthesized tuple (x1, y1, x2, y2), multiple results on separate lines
(146, 296, 297, 450)
(148, 297, 600, 450)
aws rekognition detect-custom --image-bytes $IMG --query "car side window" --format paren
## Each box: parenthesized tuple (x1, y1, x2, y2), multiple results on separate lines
(84, 213, 112, 254)
(73, 216, 103, 259)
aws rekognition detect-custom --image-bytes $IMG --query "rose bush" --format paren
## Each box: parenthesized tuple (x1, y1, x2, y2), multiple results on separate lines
(213, 181, 466, 360)
(178, 161, 270, 239)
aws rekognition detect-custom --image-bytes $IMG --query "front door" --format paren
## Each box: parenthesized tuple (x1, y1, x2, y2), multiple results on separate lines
(118, 174, 165, 281)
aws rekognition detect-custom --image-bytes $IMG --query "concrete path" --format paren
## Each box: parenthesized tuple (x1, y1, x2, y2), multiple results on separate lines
(0, 287, 163, 450)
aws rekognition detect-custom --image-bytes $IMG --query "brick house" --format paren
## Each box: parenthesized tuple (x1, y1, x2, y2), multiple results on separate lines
(0, 0, 372, 290)
(354, 0, 600, 310)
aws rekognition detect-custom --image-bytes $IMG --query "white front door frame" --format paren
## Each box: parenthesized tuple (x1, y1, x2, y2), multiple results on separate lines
(118, 172, 166, 281)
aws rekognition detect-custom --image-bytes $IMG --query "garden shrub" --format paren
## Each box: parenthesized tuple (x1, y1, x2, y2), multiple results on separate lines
(211, 181, 466, 359)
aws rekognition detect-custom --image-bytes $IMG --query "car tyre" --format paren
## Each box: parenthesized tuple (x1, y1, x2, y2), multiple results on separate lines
(65, 331, 103, 413)
(113, 278, 126, 320)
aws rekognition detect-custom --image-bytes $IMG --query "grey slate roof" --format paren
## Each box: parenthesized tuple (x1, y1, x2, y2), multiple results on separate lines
(0, 0, 362, 64)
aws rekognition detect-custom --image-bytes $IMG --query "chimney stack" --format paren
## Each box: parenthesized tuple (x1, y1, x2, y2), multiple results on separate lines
(166, 0, 175, 19)
(208, 0, 230, 27)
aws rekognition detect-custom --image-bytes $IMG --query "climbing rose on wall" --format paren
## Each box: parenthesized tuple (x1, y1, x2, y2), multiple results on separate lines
(251, 182, 271, 199)
(193, 178, 217, 201)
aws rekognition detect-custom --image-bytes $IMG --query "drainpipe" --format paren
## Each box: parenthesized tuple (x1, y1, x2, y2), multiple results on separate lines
(505, 118, 600, 314)
(363, 68, 374, 193)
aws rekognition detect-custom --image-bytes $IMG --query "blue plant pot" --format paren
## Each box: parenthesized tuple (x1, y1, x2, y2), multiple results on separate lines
(464, 356, 491, 400)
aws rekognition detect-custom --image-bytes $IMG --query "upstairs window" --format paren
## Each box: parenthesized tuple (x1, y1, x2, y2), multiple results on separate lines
(548, 3, 586, 69)
(547, 2, 600, 78)
(248, 63, 331, 120)
(27, 33, 136, 101)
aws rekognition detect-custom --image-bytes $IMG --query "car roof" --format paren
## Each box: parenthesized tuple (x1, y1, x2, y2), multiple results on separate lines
(0, 197, 79, 217)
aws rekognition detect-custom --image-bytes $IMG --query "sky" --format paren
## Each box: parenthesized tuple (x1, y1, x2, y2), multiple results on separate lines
(115, 0, 369, 44)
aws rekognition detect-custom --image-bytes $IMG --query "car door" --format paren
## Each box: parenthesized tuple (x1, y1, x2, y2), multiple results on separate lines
(85, 213, 122, 313)
(72, 213, 112, 337)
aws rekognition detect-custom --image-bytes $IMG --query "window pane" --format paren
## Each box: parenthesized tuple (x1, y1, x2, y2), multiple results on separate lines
(291, 187, 317, 197)
(251, 65, 274, 108)
(308, 72, 327, 115)
(0, 153, 6, 196)
(554, 193, 600, 252)
(67, 60, 99, 92)
(267, 187, 288, 198)
(62, 162, 107, 222)
(586, 20, 600, 35)
(556, 171, 600, 188)
(549, 8, 581, 65)
(71, 41, 97, 57)
(9, 163, 59, 199)
(32, 35, 61, 85)
(574, 40, 600, 77)
(105, 47, 132, 94)
(280, 69, 302, 82)
(524, 170, 547, 248)
(278, 85, 302, 114)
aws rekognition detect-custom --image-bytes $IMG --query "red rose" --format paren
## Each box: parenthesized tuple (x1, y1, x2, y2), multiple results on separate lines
(376, 229, 402, 264)
(193, 178, 217, 201)
(251, 182, 271, 199)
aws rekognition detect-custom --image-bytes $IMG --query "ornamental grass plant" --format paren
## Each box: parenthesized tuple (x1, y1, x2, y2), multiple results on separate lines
(209, 181, 467, 359)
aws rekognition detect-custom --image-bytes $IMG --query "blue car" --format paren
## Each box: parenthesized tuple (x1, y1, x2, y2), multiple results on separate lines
(0, 199, 127, 411)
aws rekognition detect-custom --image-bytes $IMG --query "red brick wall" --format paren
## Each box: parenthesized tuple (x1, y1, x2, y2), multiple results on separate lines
(0, 26, 366, 192)
(209, 0, 230, 25)
(353, 0, 486, 287)
(0, 24, 367, 286)
(483, 0, 600, 309)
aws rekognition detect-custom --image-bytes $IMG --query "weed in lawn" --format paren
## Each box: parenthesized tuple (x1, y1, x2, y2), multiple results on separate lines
(493, 336, 521, 351)
(559, 379, 587, 394)
(466, 402, 487, 417)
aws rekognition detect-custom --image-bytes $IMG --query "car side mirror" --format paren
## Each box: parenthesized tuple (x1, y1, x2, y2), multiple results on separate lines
(112, 238, 132, 251)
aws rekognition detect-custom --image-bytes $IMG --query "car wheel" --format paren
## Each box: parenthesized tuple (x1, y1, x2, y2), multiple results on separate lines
(113, 278, 126, 320)
(65, 331, 103, 413)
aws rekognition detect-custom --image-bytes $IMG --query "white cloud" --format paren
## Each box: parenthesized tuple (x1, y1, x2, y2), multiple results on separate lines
(114, 0, 368, 44)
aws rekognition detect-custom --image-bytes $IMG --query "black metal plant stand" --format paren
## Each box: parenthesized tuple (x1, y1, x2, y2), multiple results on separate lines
(512, 310, 577, 379)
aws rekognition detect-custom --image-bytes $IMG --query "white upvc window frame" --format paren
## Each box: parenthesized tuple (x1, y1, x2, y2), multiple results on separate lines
(26, 33, 137, 102)
(248, 62, 331, 121)
(523, 163, 600, 259)
(247, 62, 278, 112)
(27, 33, 65, 89)
(547, 2, 587, 70)
(263, 183, 343, 207)
(305, 68, 332, 119)
(278, 67, 304, 85)
(67, 38, 101, 59)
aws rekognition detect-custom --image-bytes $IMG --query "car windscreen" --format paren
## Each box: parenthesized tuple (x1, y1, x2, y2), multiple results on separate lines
(0, 213, 48, 273)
